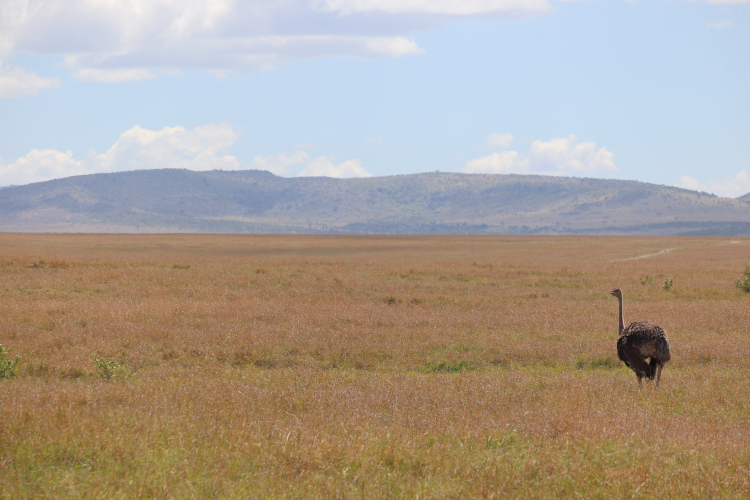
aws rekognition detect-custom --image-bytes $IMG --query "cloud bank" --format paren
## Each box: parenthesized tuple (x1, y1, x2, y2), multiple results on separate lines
(250, 151, 311, 176)
(95, 124, 242, 172)
(463, 134, 617, 176)
(298, 157, 373, 178)
(677, 170, 750, 198)
(0, 62, 61, 97)
(0, 0, 553, 86)
(0, 123, 371, 186)
(0, 149, 84, 185)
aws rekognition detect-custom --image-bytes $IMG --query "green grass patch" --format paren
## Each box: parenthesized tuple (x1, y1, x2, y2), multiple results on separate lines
(574, 356, 620, 370)
(0, 344, 22, 379)
(419, 360, 476, 373)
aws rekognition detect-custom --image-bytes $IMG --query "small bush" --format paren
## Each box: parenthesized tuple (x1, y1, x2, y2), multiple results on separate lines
(640, 275, 655, 286)
(0, 345, 22, 379)
(662, 278, 673, 291)
(420, 360, 475, 374)
(92, 354, 125, 380)
(735, 265, 750, 293)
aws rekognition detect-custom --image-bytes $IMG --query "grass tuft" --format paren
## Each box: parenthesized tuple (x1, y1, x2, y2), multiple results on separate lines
(0, 344, 22, 378)
(92, 354, 126, 380)
(419, 360, 475, 373)
(574, 356, 620, 370)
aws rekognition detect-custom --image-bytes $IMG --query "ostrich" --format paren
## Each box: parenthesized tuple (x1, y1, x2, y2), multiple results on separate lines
(609, 288, 671, 390)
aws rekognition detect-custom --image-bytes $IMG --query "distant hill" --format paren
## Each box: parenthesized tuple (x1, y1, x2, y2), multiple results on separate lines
(1, 169, 749, 235)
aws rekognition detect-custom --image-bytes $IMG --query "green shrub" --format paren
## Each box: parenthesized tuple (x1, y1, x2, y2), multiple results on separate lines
(735, 265, 750, 293)
(0, 345, 22, 379)
(662, 278, 673, 291)
(92, 354, 125, 380)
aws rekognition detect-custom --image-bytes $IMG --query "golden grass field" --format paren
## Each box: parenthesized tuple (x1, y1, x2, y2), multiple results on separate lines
(1, 233, 749, 498)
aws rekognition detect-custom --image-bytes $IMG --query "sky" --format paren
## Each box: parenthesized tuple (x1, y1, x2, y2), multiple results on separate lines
(1, 0, 749, 197)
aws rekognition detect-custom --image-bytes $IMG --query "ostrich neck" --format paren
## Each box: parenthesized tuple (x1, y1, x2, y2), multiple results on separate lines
(617, 296, 624, 334)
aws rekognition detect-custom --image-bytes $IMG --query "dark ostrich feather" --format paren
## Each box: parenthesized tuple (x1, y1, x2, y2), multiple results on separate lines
(610, 289, 671, 389)
(617, 322, 671, 379)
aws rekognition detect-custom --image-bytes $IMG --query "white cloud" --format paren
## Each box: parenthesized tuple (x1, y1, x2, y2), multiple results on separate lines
(61, 35, 424, 77)
(94, 124, 241, 172)
(314, 0, 552, 16)
(0, 123, 243, 186)
(677, 170, 750, 198)
(73, 68, 156, 83)
(365, 136, 385, 146)
(677, 0, 750, 4)
(250, 151, 310, 176)
(529, 135, 616, 173)
(0, 122, 370, 185)
(463, 135, 617, 176)
(363, 37, 424, 57)
(487, 133, 514, 149)
(465, 151, 524, 174)
(0, 149, 86, 185)
(0, 62, 61, 97)
(297, 157, 372, 178)
(0, 0, 553, 79)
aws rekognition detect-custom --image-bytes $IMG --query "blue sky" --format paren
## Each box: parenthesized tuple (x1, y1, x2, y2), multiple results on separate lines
(1, 0, 749, 197)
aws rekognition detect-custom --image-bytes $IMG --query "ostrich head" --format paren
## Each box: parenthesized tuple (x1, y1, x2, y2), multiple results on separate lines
(609, 288, 622, 298)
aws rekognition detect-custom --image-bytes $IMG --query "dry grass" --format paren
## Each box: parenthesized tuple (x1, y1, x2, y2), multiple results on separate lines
(1, 234, 749, 498)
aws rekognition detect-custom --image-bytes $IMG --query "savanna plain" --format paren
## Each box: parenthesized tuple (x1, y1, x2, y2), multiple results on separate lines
(1, 233, 749, 498)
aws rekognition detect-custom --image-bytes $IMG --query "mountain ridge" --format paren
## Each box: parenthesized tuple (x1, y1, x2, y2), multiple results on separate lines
(1, 169, 749, 235)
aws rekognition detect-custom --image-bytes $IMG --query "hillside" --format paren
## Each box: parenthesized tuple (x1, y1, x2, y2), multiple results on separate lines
(1, 169, 749, 235)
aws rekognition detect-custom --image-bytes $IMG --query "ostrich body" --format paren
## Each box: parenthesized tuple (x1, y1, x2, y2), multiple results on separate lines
(610, 288, 671, 390)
